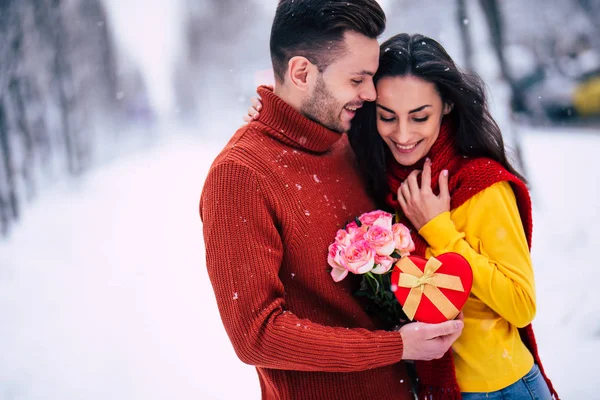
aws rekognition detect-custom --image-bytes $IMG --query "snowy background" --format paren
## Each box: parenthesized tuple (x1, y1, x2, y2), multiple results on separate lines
(1, 1, 600, 399)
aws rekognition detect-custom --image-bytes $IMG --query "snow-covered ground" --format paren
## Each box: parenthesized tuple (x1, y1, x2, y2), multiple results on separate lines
(522, 126, 600, 398)
(0, 125, 260, 400)
(1, 120, 599, 399)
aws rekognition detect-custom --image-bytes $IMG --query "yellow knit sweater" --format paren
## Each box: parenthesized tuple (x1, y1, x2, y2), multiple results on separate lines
(419, 181, 535, 392)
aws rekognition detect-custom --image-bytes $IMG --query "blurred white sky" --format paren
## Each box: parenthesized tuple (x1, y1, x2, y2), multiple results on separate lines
(103, 0, 183, 118)
(102, 0, 393, 119)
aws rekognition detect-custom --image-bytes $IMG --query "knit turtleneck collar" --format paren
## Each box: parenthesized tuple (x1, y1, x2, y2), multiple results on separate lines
(255, 86, 343, 153)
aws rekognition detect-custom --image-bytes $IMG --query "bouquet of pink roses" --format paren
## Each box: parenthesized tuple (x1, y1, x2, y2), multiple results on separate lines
(328, 210, 415, 328)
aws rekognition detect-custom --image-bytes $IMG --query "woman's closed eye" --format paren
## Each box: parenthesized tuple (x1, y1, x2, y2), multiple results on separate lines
(379, 115, 396, 122)
(413, 116, 429, 122)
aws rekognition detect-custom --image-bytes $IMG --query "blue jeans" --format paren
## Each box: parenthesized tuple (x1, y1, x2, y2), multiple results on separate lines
(461, 364, 553, 400)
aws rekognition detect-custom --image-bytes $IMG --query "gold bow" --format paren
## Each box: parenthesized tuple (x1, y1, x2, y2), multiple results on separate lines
(395, 256, 464, 321)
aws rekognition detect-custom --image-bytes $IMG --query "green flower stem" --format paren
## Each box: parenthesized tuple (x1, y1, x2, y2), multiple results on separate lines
(355, 265, 409, 329)
(364, 272, 379, 294)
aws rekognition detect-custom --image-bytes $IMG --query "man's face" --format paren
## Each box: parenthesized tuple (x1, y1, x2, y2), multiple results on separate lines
(301, 31, 380, 133)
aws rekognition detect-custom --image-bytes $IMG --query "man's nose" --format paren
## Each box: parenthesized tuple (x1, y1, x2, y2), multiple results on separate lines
(360, 82, 377, 102)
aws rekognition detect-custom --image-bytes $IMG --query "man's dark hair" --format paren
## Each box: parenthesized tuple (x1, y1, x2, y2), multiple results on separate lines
(270, 0, 386, 83)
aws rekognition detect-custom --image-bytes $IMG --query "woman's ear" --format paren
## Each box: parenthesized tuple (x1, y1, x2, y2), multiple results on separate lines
(443, 102, 454, 115)
(287, 56, 317, 92)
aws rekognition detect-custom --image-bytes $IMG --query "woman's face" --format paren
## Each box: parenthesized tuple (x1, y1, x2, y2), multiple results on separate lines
(375, 75, 452, 166)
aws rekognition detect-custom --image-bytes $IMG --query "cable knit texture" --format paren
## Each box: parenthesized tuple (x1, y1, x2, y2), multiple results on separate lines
(385, 118, 559, 399)
(200, 86, 413, 400)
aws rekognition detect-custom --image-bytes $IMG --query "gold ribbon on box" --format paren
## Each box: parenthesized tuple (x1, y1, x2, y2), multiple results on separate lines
(396, 256, 465, 321)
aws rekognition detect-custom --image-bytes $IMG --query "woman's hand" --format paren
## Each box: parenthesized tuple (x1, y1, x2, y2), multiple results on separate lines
(242, 96, 263, 123)
(397, 158, 451, 231)
(242, 84, 272, 123)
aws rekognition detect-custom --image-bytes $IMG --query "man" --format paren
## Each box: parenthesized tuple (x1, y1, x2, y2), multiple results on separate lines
(200, 1, 463, 398)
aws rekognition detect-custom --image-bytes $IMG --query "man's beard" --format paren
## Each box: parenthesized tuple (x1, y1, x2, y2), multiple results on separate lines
(301, 75, 346, 133)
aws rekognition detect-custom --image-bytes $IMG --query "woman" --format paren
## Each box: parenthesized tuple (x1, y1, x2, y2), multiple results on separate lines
(246, 33, 558, 400)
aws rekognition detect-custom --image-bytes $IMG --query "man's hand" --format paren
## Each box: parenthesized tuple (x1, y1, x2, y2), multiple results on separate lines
(398, 314, 464, 361)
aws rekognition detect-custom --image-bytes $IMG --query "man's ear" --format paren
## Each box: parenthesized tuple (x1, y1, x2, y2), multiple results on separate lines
(287, 56, 317, 91)
(443, 102, 454, 115)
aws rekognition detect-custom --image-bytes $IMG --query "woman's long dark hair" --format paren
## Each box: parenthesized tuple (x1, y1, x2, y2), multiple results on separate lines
(348, 33, 526, 207)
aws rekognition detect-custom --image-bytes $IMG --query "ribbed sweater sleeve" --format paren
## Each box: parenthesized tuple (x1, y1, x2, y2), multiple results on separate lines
(200, 161, 404, 372)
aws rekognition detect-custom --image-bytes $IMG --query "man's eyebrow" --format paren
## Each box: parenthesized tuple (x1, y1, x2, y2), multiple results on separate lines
(376, 104, 396, 114)
(351, 70, 375, 77)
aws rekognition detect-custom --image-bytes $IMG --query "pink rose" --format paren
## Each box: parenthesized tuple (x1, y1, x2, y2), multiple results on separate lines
(347, 224, 367, 242)
(392, 223, 415, 256)
(359, 210, 393, 228)
(345, 221, 359, 230)
(372, 216, 393, 231)
(328, 242, 348, 282)
(335, 229, 351, 246)
(364, 225, 396, 256)
(340, 239, 375, 274)
(372, 254, 396, 274)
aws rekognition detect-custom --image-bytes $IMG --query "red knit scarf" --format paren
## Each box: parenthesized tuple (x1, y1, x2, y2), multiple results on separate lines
(385, 118, 559, 399)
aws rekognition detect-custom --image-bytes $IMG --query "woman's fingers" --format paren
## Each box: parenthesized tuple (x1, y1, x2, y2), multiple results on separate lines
(399, 179, 412, 206)
(251, 96, 262, 111)
(421, 158, 432, 192)
(406, 170, 421, 198)
(397, 185, 408, 213)
(244, 96, 263, 120)
(248, 105, 259, 120)
(438, 169, 450, 200)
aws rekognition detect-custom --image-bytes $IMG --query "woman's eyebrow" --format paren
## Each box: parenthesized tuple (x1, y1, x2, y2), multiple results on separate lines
(408, 105, 431, 114)
(376, 104, 396, 114)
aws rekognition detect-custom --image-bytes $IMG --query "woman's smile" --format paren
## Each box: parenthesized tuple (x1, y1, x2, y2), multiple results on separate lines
(393, 139, 423, 153)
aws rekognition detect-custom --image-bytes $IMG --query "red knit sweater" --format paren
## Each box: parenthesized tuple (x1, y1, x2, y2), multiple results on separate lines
(200, 86, 413, 400)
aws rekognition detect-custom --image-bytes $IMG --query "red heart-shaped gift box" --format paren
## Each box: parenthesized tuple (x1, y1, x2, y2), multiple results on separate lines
(390, 253, 473, 324)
